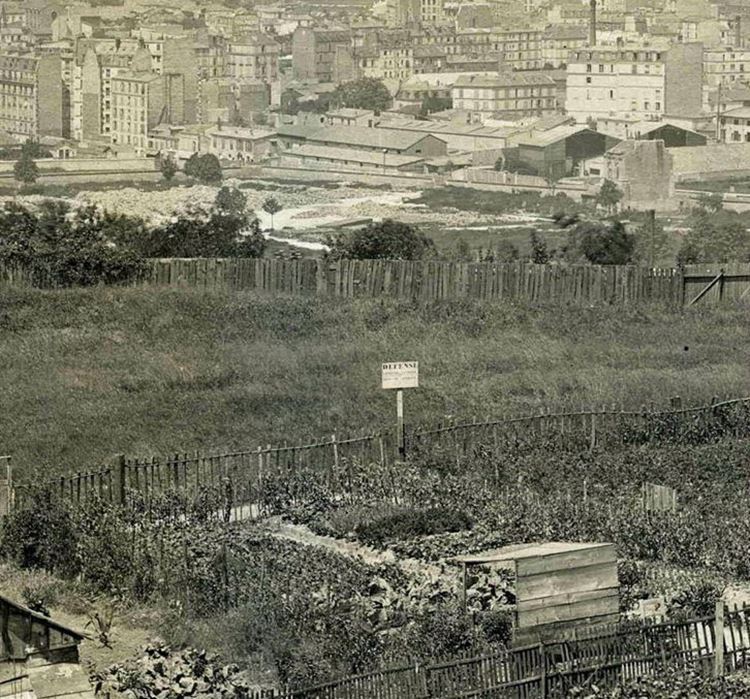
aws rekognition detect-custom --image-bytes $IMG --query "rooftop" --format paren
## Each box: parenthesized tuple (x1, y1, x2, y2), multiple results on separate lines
(278, 123, 446, 150)
(452, 73, 556, 88)
(454, 542, 613, 566)
(287, 144, 424, 167)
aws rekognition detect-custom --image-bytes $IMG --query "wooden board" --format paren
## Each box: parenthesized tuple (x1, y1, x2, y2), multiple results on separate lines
(516, 588, 620, 628)
(515, 543, 616, 577)
(516, 562, 618, 601)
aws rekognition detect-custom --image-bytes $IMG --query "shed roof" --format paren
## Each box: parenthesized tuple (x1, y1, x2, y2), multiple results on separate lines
(288, 144, 424, 166)
(278, 123, 445, 150)
(453, 542, 613, 565)
(0, 593, 86, 641)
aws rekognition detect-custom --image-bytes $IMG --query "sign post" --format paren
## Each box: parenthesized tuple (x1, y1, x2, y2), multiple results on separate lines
(382, 362, 419, 459)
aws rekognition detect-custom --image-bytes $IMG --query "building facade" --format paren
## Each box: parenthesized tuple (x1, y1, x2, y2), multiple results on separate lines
(0, 50, 63, 139)
(565, 43, 703, 124)
(452, 72, 557, 118)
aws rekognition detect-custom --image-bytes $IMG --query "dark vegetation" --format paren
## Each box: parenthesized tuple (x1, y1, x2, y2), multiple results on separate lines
(0, 188, 264, 285)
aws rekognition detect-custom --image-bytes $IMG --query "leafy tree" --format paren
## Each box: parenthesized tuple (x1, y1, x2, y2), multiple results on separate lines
(139, 188, 265, 258)
(529, 230, 551, 263)
(566, 219, 636, 265)
(332, 78, 392, 113)
(184, 153, 222, 184)
(596, 179, 623, 213)
(160, 155, 177, 182)
(14, 153, 39, 184)
(262, 197, 283, 230)
(0, 200, 146, 286)
(20, 139, 53, 159)
(677, 207, 750, 264)
(420, 95, 452, 116)
(327, 219, 435, 260)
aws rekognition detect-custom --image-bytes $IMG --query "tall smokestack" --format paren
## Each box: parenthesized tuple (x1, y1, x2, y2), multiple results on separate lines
(589, 0, 597, 47)
(736, 15, 742, 49)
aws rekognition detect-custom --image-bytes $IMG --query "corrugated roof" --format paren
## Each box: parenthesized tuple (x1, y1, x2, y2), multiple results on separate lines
(453, 72, 556, 88)
(278, 123, 445, 150)
(513, 124, 594, 147)
(287, 144, 424, 166)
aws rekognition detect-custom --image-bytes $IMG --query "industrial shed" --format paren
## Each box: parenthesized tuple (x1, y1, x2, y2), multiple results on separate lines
(505, 126, 620, 179)
(0, 594, 94, 698)
(631, 121, 707, 148)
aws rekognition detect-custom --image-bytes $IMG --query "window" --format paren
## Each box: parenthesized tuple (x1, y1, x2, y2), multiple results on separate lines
(586, 63, 592, 72)
(609, 90, 614, 99)
(586, 76, 591, 83)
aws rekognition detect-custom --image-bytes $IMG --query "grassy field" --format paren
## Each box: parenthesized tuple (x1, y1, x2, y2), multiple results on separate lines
(1, 286, 749, 477)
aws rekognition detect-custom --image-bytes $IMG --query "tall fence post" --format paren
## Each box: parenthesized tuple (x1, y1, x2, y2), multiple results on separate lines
(0, 456, 12, 517)
(714, 600, 725, 678)
(116, 453, 126, 506)
(539, 641, 547, 698)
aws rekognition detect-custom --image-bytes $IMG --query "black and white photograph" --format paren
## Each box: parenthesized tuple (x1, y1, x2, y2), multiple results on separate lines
(0, 0, 749, 696)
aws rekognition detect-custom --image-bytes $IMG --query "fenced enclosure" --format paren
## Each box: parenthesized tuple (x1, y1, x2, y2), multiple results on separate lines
(11, 396, 750, 519)
(0, 258, 691, 306)
(144, 258, 685, 306)
(248, 603, 750, 699)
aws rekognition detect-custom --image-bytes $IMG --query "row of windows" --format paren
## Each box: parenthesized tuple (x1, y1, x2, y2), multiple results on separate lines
(585, 63, 662, 74)
(455, 87, 553, 98)
(112, 81, 147, 95)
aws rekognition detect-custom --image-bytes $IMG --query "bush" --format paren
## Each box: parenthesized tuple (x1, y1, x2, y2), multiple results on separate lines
(565, 219, 636, 265)
(0, 200, 146, 287)
(184, 153, 222, 185)
(327, 219, 435, 261)
(355, 507, 473, 546)
(0, 491, 78, 574)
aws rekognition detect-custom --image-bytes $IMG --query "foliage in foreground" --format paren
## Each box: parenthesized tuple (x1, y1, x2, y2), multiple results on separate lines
(570, 666, 750, 698)
(94, 645, 251, 698)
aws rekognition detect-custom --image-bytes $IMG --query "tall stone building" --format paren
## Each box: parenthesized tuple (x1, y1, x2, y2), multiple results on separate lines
(0, 50, 64, 139)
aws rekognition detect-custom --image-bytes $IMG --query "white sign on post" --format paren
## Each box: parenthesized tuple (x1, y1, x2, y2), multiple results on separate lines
(381, 362, 419, 390)
(382, 362, 418, 459)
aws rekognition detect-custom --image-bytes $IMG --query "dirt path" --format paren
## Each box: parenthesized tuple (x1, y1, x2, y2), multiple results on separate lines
(259, 516, 460, 590)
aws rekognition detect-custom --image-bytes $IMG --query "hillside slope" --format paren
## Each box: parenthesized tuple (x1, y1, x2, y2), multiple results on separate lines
(1, 286, 748, 474)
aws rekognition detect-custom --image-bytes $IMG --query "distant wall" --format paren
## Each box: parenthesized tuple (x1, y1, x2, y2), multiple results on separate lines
(0, 158, 157, 176)
(671, 143, 750, 182)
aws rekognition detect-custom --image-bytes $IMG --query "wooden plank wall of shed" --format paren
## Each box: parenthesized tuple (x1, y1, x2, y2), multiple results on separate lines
(515, 544, 619, 631)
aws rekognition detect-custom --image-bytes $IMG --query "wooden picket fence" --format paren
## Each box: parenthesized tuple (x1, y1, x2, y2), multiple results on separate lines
(142, 258, 684, 306)
(11, 396, 750, 518)
(246, 603, 750, 699)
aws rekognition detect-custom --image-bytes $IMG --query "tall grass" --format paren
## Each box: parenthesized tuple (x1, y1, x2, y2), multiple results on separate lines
(1, 286, 748, 475)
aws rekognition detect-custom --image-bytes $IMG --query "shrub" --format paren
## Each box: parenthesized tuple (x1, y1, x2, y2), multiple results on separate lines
(327, 219, 435, 261)
(184, 153, 222, 184)
(0, 491, 78, 574)
(355, 507, 473, 546)
(0, 200, 146, 287)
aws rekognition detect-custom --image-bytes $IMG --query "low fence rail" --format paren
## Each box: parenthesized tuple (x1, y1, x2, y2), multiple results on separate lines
(9, 396, 750, 518)
(247, 604, 750, 698)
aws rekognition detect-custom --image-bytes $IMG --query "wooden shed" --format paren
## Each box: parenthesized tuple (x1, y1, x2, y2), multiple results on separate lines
(0, 594, 94, 698)
(455, 542, 619, 645)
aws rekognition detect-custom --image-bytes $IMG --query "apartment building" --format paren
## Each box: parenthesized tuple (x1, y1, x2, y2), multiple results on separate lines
(451, 72, 557, 118)
(228, 32, 279, 81)
(292, 28, 356, 83)
(704, 47, 750, 86)
(73, 40, 150, 142)
(411, 28, 544, 72)
(194, 31, 228, 79)
(719, 106, 750, 142)
(110, 70, 186, 153)
(542, 25, 588, 68)
(565, 43, 704, 126)
(0, 50, 63, 139)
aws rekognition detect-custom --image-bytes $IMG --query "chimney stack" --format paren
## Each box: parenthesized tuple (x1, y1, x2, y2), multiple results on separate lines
(736, 15, 742, 49)
(589, 0, 597, 47)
